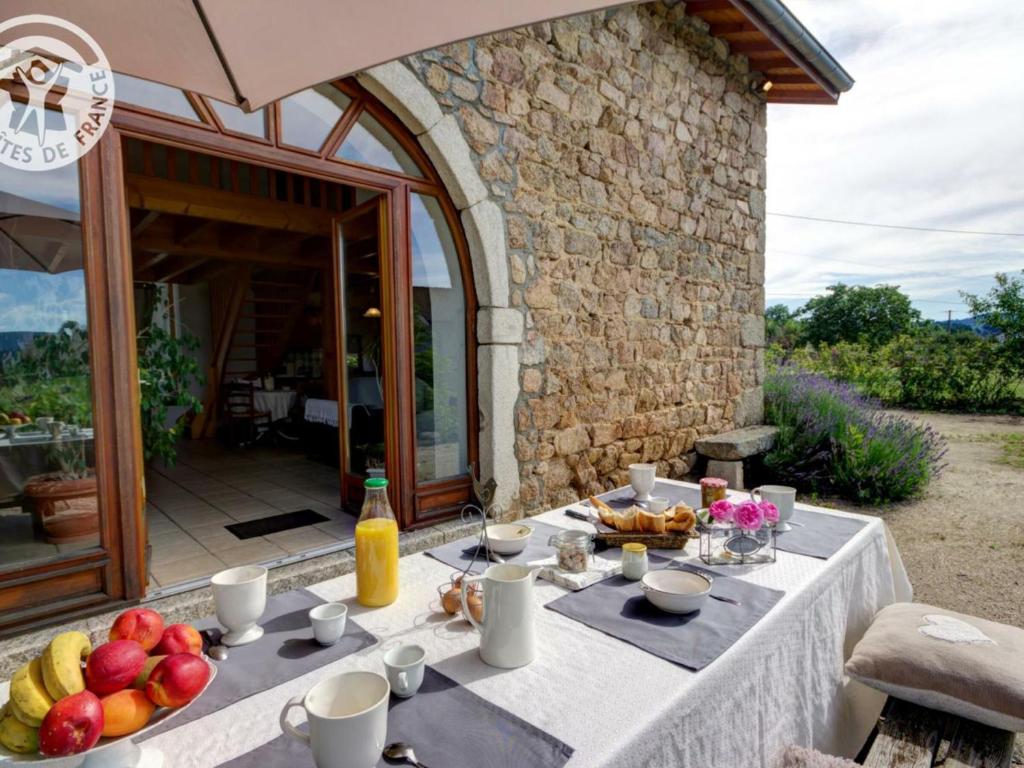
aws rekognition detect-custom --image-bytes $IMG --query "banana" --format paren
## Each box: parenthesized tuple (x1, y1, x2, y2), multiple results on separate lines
(40, 631, 91, 700)
(9, 659, 54, 727)
(0, 703, 39, 754)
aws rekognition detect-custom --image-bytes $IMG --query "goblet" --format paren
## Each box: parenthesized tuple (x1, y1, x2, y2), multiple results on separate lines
(211, 565, 268, 646)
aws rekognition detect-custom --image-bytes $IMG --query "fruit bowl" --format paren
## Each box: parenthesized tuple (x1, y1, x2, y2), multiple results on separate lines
(0, 658, 217, 768)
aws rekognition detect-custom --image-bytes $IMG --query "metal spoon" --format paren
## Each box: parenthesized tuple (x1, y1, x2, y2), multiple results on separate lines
(208, 644, 229, 661)
(383, 742, 429, 767)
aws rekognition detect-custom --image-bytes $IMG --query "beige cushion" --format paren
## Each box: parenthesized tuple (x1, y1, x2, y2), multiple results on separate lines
(846, 602, 1024, 732)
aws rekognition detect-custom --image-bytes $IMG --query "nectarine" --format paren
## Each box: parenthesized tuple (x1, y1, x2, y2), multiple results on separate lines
(85, 640, 148, 696)
(100, 689, 155, 737)
(146, 654, 210, 708)
(153, 623, 202, 656)
(38, 690, 104, 756)
(110, 608, 164, 651)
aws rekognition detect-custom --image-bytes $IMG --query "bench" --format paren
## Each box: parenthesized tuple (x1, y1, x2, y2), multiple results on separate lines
(694, 425, 778, 488)
(862, 698, 1016, 768)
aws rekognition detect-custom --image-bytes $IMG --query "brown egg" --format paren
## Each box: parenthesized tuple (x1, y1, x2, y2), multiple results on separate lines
(464, 591, 484, 623)
(441, 587, 461, 615)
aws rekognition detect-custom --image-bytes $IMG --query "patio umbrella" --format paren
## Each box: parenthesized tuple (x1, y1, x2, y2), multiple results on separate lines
(0, 190, 82, 274)
(2, 0, 642, 110)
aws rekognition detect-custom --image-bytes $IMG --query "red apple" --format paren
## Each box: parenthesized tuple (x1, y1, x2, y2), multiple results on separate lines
(153, 623, 202, 656)
(85, 640, 148, 696)
(145, 654, 210, 708)
(38, 690, 104, 756)
(110, 608, 164, 651)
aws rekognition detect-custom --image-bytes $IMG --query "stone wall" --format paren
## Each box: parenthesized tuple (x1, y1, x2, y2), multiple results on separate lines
(405, 1, 767, 512)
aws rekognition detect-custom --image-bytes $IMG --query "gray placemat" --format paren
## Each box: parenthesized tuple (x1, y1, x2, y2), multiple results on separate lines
(545, 558, 784, 670)
(424, 519, 567, 574)
(216, 666, 574, 768)
(584, 481, 701, 510)
(773, 508, 868, 559)
(140, 588, 376, 740)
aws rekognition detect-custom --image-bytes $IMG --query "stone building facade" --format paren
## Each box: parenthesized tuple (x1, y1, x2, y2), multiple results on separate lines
(402, 3, 767, 512)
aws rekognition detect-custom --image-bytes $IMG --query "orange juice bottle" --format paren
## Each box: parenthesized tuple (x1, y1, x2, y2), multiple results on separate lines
(355, 477, 399, 606)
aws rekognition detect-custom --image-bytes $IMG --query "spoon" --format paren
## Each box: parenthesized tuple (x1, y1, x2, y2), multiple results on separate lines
(208, 644, 229, 661)
(383, 742, 429, 767)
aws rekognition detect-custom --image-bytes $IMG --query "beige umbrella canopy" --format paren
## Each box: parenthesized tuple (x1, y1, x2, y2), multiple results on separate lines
(0, 191, 82, 274)
(2, 0, 643, 111)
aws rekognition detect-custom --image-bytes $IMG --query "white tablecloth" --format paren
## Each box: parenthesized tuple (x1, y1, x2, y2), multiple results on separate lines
(303, 397, 338, 427)
(251, 391, 296, 422)
(2, 480, 911, 768)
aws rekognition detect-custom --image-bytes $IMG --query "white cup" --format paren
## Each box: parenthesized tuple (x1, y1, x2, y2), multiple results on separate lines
(629, 463, 656, 502)
(383, 643, 426, 698)
(211, 565, 268, 646)
(309, 603, 348, 646)
(751, 485, 797, 531)
(647, 496, 669, 514)
(280, 671, 389, 768)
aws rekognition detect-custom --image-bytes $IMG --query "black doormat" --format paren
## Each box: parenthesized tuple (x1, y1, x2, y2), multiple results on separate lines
(225, 509, 330, 540)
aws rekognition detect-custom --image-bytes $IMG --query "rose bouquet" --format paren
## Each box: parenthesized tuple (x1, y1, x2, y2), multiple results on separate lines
(698, 498, 779, 565)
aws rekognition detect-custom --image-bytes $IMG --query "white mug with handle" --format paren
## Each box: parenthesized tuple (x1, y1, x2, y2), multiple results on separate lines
(280, 671, 389, 768)
(383, 643, 426, 698)
(750, 485, 797, 531)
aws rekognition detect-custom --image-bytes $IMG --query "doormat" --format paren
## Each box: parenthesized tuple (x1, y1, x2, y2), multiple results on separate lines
(225, 510, 330, 540)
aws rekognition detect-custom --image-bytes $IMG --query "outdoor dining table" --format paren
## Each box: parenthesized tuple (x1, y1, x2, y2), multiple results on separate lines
(99, 480, 914, 767)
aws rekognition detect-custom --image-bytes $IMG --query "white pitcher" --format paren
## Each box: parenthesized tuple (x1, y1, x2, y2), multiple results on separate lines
(460, 563, 540, 669)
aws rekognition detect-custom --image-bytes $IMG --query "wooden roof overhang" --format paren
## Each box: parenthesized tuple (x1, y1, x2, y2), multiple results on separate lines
(685, 0, 851, 104)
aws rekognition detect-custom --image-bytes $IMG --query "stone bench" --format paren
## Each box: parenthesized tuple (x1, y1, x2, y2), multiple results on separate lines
(695, 425, 778, 489)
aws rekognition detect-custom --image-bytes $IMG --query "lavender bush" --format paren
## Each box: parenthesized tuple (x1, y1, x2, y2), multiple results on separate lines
(764, 367, 947, 504)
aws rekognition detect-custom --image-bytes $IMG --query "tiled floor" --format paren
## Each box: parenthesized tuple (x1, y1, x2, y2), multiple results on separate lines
(146, 440, 356, 591)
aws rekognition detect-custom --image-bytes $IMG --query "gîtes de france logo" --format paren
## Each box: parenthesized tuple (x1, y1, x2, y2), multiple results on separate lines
(0, 14, 115, 171)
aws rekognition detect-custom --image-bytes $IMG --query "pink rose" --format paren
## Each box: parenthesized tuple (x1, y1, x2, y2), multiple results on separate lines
(708, 499, 736, 523)
(735, 500, 764, 531)
(759, 501, 779, 524)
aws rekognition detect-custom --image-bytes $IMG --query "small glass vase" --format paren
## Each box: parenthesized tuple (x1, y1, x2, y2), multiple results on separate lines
(699, 522, 776, 566)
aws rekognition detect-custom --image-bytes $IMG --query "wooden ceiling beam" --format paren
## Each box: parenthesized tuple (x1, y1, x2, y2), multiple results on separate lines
(133, 233, 326, 270)
(130, 210, 160, 238)
(151, 256, 210, 284)
(727, 40, 780, 54)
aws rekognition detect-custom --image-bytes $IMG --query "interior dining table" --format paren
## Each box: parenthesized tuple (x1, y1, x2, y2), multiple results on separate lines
(30, 479, 911, 768)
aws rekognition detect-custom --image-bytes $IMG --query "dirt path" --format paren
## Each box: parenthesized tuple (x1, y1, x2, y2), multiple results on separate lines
(848, 411, 1024, 628)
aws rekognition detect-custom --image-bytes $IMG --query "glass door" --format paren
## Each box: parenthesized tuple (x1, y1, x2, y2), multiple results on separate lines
(333, 196, 392, 511)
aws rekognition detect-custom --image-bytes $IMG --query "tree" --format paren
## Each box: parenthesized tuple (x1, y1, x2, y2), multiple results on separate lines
(765, 304, 803, 350)
(962, 271, 1024, 377)
(798, 283, 920, 347)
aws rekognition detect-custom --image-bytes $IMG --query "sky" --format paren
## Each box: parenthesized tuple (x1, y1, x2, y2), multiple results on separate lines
(765, 0, 1024, 320)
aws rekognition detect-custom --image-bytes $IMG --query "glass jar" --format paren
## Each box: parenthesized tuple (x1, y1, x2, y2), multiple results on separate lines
(621, 542, 648, 581)
(355, 477, 399, 606)
(700, 477, 728, 509)
(548, 530, 594, 573)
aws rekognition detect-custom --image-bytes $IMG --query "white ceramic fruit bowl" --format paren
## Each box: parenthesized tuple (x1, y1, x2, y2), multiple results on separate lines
(486, 523, 532, 555)
(0, 657, 217, 768)
(640, 569, 711, 614)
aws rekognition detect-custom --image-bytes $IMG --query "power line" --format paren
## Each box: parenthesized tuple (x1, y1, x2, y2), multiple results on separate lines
(767, 212, 1024, 237)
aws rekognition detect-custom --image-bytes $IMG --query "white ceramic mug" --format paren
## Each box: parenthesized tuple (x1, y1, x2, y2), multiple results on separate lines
(629, 463, 656, 502)
(211, 565, 267, 646)
(309, 603, 347, 646)
(751, 485, 797, 531)
(280, 671, 389, 768)
(647, 496, 669, 514)
(383, 643, 425, 698)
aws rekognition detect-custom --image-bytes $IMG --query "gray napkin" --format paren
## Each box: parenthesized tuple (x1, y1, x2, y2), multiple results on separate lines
(140, 588, 376, 740)
(773, 508, 868, 559)
(423, 519, 567, 574)
(545, 558, 784, 670)
(216, 666, 574, 768)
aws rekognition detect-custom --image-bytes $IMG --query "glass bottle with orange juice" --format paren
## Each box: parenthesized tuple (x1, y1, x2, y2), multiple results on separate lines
(355, 477, 399, 606)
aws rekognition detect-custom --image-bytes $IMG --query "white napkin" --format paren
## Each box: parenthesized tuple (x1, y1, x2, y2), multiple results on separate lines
(528, 553, 622, 591)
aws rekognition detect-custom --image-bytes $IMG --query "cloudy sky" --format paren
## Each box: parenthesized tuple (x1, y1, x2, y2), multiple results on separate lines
(766, 0, 1024, 320)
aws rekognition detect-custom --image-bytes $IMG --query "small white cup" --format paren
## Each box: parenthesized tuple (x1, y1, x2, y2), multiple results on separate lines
(383, 643, 426, 698)
(629, 463, 656, 502)
(281, 671, 389, 768)
(751, 485, 797, 531)
(309, 603, 348, 646)
(647, 496, 669, 514)
(211, 565, 268, 646)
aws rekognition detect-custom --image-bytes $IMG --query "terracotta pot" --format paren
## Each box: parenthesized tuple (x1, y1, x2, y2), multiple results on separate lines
(23, 472, 99, 544)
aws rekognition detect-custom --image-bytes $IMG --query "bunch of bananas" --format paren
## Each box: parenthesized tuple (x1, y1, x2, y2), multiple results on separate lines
(0, 631, 91, 753)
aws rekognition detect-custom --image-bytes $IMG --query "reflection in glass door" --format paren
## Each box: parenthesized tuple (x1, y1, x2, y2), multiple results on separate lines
(334, 198, 389, 509)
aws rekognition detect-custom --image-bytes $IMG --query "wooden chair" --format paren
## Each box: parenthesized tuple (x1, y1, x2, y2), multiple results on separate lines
(861, 698, 1016, 768)
(222, 382, 272, 448)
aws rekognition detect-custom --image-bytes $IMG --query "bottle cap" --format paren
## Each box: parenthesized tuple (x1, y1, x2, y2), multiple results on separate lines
(364, 477, 388, 489)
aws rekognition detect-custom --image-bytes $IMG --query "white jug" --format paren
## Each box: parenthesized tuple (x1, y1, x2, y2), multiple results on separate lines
(460, 563, 540, 668)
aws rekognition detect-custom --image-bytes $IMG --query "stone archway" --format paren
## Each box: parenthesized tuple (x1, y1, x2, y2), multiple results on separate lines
(356, 61, 522, 513)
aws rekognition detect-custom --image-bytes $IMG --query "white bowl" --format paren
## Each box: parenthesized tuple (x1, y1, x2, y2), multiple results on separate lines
(640, 569, 712, 614)
(486, 523, 532, 555)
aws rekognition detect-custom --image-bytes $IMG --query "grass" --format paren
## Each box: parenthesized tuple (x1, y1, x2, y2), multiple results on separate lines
(969, 433, 1024, 469)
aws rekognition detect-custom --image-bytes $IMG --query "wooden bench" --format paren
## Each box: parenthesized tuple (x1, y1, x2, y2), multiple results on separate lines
(861, 698, 1016, 768)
